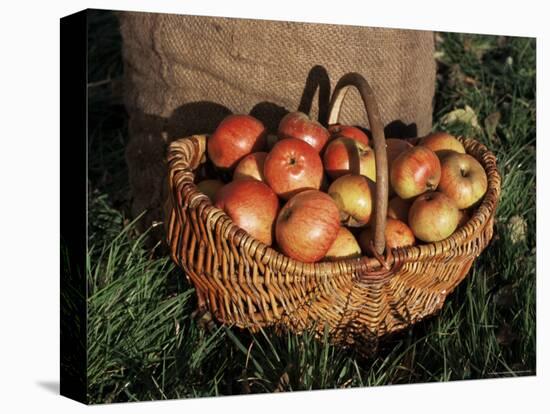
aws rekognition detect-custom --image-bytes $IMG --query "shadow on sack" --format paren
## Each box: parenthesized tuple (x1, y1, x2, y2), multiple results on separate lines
(125, 65, 417, 245)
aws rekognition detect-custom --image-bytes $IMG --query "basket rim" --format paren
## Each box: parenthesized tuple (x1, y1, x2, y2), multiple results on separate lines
(167, 134, 501, 280)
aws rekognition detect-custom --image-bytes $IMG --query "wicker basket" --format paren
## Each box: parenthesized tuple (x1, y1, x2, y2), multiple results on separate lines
(165, 73, 501, 349)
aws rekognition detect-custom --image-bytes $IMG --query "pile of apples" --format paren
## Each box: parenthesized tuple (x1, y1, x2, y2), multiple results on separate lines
(196, 112, 488, 263)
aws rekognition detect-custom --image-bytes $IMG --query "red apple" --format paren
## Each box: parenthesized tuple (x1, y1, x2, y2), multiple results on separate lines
(328, 124, 370, 146)
(420, 131, 466, 157)
(437, 152, 488, 209)
(359, 218, 415, 253)
(207, 114, 266, 169)
(390, 146, 441, 199)
(386, 138, 414, 170)
(385, 219, 416, 249)
(264, 138, 323, 200)
(322, 137, 376, 181)
(387, 196, 412, 223)
(386, 138, 414, 195)
(215, 180, 279, 246)
(327, 174, 373, 227)
(278, 111, 330, 152)
(324, 227, 362, 261)
(275, 190, 340, 262)
(233, 152, 267, 182)
(197, 179, 224, 202)
(408, 191, 460, 242)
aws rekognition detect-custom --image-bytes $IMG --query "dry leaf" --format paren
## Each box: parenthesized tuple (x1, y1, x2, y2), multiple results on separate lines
(448, 64, 465, 88)
(497, 36, 508, 48)
(434, 50, 445, 61)
(464, 76, 478, 86)
(494, 284, 515, 308)
(441, 105, 481, 131)
(496, 323, 518, 347)
(274, 363, 293, 392)
(192, 309, 217, 332)
(485, 111, 501, 137)
(174, 318, 180, 336)
(507, 215, 528, 244)
(464, 38, 493, 60)
(463, 37, 473, 52)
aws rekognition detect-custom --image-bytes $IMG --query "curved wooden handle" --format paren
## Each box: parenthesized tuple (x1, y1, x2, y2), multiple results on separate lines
(327, 73, 388, 256)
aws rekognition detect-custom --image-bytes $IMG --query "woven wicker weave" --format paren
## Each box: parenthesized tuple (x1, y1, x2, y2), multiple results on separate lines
(165, 73, 501, 348)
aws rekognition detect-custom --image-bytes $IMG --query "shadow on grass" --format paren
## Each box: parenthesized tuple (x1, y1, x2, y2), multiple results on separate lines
(85, 13, 536, 402)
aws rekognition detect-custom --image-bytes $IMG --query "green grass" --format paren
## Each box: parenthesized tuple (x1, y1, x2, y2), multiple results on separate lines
(84, 11, 536, 403)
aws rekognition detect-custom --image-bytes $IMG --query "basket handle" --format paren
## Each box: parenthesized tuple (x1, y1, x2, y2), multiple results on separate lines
(327, 73, 388, 256)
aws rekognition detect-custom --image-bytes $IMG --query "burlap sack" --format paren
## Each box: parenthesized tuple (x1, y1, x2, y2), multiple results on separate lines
(118, 11, 436, 235)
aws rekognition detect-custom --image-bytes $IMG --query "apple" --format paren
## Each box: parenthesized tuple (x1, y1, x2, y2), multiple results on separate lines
(420, 131, 466, 157)
(264, 138, 323, 200)
(390, 146, 441, 199)
(384, 219, 416, 250)
(322, 137, 376, 181)
(359, 218, 415, 253)
(207, 114, 266, 169)
(327, 174, 373, 227)
(197, 179, 224, 202)
(408, 191, 460, 242)
(387, 196, 411, 223)
(215, 180, 279, 246)
(323, 138, 411, 187)
(328, 124, 370, 146)
(275, 190, 340, 263)
(233, 152, 268, 182)
(278, 111, 330, 152)
(386, 138, 414, 169)
(386, 138, 414, 195)
(324, 227, 362, 261)
(437, 152, 488, 209)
